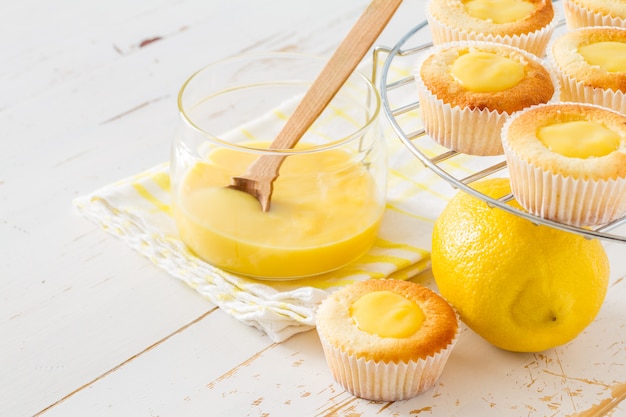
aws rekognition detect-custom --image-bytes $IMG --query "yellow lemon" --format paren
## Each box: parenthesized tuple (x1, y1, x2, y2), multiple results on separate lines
(431, 178, 610, 352)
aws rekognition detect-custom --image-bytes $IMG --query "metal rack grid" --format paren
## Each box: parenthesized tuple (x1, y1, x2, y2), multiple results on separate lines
(373, 20, 626, 244)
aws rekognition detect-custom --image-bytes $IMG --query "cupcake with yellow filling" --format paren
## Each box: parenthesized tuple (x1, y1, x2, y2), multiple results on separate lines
(563, 0, 626, 29)
(550, 26, 626, 114)
(315, 279, 459, 401)
(502, 102, 626, 226)
(427, 0, 557, 56)
(415, 41, 558, 156)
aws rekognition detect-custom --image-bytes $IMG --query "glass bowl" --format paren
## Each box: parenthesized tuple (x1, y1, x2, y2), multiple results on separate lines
(171, 53, 387, 280)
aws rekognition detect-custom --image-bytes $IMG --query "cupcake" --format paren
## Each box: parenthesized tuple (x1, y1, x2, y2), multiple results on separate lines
(502, 102, 626, 227)
(315, 279, 459, 401)
(563, 0, 626, 29)
(415, 40, 558, 156)
(550, 26, 626, 114)
(426, 0, 557, 56)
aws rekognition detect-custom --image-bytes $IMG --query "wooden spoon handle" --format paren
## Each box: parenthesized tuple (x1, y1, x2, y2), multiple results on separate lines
(231, 0, 402, 211)
(269, 0, 403, 150)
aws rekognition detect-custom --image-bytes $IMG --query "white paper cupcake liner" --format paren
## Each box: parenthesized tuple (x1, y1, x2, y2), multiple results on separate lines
(426, 5, 558, 57)
(414, 41, 560, 156)
(556, 72, 626, 114)
(563, 0, 626, 29)
(318, 326, 460, 402)
(417, 87, 508, 156)
(502, 109, 626, 227)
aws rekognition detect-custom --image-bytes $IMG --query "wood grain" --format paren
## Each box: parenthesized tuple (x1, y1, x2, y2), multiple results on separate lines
(2, 0, 626, 416)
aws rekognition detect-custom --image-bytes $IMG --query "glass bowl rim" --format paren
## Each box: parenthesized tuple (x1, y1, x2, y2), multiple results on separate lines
(176, 51, 381, 156)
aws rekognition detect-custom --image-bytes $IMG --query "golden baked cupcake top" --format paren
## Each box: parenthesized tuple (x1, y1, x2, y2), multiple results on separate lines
(551, 26, 626, 93)
(428, 0, 554, 37)
(419, 42, 555, 114)
(504, 102, 626, 180)
(316, 279, 458, 364)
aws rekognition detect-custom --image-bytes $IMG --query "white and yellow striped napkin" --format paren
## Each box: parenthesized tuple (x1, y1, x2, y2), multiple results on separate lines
(73, 64, 483, 342)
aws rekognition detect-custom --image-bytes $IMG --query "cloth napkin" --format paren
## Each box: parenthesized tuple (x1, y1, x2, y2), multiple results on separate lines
(73, 63, 486, 342)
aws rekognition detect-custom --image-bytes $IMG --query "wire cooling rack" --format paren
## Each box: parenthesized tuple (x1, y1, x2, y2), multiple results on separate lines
(372, 20, 626, 243)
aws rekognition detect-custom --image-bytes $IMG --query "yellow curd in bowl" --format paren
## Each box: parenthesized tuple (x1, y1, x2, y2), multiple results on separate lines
(173, 143, 384, 279)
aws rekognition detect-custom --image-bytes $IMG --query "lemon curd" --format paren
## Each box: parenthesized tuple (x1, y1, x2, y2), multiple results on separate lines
(463, 0, 535, 23)
(173, 144, 383, 279)
(578, 41, 626, 73)
(350, 291, 425, 338)
(537, 120, 621, 158)
(451, 51, 525, 92)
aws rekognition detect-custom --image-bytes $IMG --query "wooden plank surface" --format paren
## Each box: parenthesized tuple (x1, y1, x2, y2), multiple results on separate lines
(2, 0, 625, 416)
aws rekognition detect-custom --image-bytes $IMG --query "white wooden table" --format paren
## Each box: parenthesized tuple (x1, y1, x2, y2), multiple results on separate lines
(2, 1, 625, 416)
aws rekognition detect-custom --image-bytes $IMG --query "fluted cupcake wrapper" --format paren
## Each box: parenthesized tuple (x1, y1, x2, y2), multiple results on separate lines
(318, 327, 460, 402)
(426, 6, 558, 57)
(502, 113, 626, 227)
(563, 0, 626, 29)
(555, 71, 626, 114)
(416, 86, 508, 156)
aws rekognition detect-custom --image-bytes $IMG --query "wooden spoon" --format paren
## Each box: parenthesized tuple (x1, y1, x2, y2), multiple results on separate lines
(228, 0, 403, 211)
